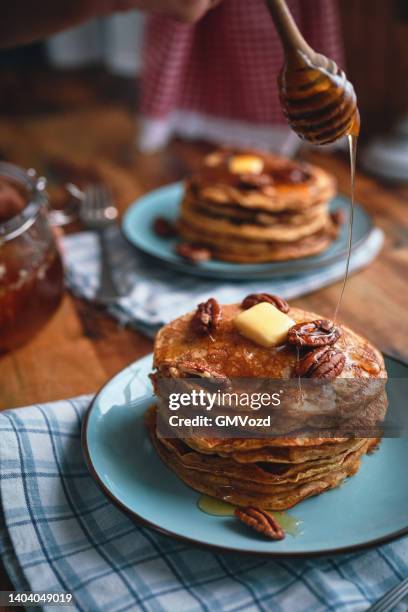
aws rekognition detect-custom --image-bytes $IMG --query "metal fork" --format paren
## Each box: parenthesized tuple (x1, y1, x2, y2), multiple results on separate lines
(80, 184, 119, 302)
(367, 576, 408, 612)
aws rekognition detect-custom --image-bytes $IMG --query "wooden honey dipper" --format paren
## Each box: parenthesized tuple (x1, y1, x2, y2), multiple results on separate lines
(265, 0, 360, 144)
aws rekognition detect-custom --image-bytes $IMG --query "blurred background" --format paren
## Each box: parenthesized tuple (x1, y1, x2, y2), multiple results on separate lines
(0, 0, 407, 190)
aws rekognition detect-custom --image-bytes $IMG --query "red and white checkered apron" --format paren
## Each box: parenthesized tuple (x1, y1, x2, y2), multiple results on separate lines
(139, 0, 344, 151)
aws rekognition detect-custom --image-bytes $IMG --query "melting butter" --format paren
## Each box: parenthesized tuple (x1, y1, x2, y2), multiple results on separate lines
(233, 302, 295, 348)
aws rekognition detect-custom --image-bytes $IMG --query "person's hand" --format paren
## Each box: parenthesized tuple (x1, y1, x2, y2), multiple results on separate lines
(0, 0, 223, 49)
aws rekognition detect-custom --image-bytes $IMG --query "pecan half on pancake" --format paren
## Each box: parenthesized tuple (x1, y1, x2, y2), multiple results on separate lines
(288, 319, 341, 348)
(192, 298, 222, 336)
(241, 293, 290, 313)
(294, 346, 345, 378)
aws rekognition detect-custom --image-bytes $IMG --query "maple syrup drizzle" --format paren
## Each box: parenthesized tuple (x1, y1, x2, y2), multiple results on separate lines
(333, 114, 360, 323)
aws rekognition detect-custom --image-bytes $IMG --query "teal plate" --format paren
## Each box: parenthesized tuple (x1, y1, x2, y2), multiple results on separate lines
(82, 354, 408, 557)
(122, 182, 372, 280)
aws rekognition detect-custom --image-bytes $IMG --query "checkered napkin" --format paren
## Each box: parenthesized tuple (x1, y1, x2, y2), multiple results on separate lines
(1, 397, 407, 612)
(139, 0, 343, 150)
(62, 227, 384, 338)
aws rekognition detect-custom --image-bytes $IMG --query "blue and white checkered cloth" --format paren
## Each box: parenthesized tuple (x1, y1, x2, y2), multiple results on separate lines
(1, 397, 407, 612)
(62, 227, 384, 337)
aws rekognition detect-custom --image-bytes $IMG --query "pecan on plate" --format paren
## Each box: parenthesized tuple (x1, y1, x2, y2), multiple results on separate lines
(176, 243, 211, 263)
(287, 319, 341, 348)
(330, 209, 346, 226)
(241, 293, 289, 313)
(235, 507, 285, 540)
(191, 298, 222, 336)
(153, 217, 177, 238)
(294, 346, 345, 379)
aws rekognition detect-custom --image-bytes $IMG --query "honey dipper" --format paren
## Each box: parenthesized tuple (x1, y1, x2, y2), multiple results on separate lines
(265, 0, 360, 144)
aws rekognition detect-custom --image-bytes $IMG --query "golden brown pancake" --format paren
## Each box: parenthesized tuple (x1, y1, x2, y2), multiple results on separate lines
(180, 198, 329, 242)
(187, 197, 329, 226)
(176, 148, 339, 263)
(213, 438, 367, 464)
(147, 301, 387, 511)
(146, 406, 377, 510)
(153, 305, 385, 380)
(177, 218, 338, 263)
(189, 149, 336, 213)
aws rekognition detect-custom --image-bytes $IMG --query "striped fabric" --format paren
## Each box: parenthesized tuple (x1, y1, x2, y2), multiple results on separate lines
(1, 397, 407, 611)
(62, 227, 384, 337)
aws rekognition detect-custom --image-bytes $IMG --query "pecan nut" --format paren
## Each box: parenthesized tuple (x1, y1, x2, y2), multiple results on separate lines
(241, 293, 290, 313)
(192, 298, 222, 335)
(238, 173, 273, 190)
(287, 319, 341, 348)
(330, 209, 346, 226)
(176, 243, 211, 263)
(359, 357, 381, 376)
(153, 217, 177, 238)
(174, 360, 230, 389)
(294, 346, 346, 378)
(235, 507, 285, 540)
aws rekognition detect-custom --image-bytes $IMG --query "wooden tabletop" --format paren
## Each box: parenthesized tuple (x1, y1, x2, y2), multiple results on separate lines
(0, 108, 407, 410)
(0, 101, 407, 600)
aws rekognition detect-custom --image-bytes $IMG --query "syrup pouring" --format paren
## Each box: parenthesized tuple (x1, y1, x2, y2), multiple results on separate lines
(266, 0, 360, 321)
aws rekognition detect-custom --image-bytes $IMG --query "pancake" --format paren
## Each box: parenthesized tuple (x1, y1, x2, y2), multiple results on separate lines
(189, 149, 336, 213)
(177, 218, 338, 262)
(146, 406, 376, 510)
(153, 304, 385, 380)
(187, 196, 329, 226)
(180, 197, 329, 242)
(213, 438, 367, 464)
(150, 411, 368, 484)
(176, 148, 340, 263)
(147, 299, 387, 512)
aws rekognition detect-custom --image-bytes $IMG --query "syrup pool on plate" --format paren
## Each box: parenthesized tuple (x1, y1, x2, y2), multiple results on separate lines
(197, 495, 301, 536)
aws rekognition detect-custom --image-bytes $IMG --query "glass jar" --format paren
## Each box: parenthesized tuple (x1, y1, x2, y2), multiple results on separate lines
(0, 163, 64, 352)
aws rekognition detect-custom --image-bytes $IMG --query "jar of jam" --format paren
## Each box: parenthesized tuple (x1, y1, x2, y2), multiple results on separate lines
(0, 163, 64, 352)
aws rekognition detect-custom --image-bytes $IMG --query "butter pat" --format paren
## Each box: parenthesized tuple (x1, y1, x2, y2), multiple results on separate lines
(234, 302, 295, 347)
(229, 155, 264, 175)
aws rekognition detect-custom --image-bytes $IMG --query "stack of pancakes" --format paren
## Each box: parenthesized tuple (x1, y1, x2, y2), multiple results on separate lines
(177, 149, 339, 263)
(147, 303, 387, 511)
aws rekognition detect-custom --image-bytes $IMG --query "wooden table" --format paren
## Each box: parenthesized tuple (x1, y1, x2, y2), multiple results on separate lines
(0, 101, 407, 602)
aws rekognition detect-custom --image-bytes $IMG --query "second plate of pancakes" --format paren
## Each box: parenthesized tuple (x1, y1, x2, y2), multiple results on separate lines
(122, 182, 372, 280)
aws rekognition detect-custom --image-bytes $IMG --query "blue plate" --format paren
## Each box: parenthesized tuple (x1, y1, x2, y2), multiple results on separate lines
(82, 354, 408, 557)
(122, 182, 372, 280)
